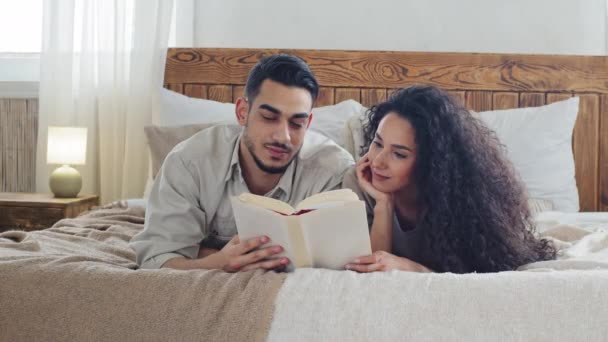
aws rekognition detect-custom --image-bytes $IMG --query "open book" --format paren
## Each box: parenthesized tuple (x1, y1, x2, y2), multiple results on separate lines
(230, 189, 371, 271)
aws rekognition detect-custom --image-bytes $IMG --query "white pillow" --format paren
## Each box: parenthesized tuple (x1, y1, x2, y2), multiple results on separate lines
(477, 97, 580, 212)
(343, 113, 367, 161)
(345, 97, 580, 212)
(159, 88, 236, 126)
(310, 99, 367, 147)
(159, 88, 366, 147)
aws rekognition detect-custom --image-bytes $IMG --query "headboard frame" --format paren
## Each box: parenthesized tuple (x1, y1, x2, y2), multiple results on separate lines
(165, 48, 608, 212)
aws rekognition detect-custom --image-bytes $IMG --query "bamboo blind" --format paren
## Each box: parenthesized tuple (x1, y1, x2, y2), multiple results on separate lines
(0, 98, 38, 192)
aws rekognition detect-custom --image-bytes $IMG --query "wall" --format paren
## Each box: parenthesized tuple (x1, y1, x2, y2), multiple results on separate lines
(2, 1, 606, 194)
(188, 0, 607, 55)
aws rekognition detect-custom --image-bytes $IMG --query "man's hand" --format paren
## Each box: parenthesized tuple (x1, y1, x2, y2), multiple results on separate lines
(345, 250, 432, 273)
(217, 235, 290, 272)
(161, 235, 289, 271)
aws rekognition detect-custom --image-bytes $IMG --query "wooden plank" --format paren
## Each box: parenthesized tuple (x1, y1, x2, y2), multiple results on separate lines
(519, 92, 545, 107)
(492, 92, 519, 110)
(165, 48, 608, 93)
(335, 88, 361, 103)
(315, 87, 334, 106)
(447, 91, 466, 107)
(184, 84, 208, 99)
(572, 94, 599, 211)
(232, 85, 245, 102)
(600, 95, 608, 211)
(208, 85, 232, 103)
(361, 88, 387, 108)
(465, 91, 493, 112)
(387, 88, 398, 99)
(546, 93, 572, 104)
(166, 83, 184, 94)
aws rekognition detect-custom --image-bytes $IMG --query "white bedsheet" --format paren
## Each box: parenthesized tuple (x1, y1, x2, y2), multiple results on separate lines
(268, 212, 608, 342)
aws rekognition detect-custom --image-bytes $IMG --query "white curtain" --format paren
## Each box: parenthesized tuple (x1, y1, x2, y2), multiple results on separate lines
(37, 0, 174, 203)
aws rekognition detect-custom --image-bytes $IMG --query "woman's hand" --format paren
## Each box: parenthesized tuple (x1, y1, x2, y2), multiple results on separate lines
(356, 153, 393, 205)
(345, 250, 432, 273)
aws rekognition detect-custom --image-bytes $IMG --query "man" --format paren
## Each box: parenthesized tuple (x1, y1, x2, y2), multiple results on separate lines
(130, 54, 354, 271)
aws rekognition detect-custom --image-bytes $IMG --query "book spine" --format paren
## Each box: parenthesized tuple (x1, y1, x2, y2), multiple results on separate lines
(285, 216, 312, 269)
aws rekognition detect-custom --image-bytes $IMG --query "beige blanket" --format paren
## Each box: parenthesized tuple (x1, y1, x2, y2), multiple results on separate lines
(0, 205, 286, 342)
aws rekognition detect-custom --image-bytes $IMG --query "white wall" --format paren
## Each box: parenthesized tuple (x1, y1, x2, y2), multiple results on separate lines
(187, 0, 607, 55)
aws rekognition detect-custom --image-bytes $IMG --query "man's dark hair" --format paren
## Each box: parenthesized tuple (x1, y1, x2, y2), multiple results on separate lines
(245, 54, 319, 104)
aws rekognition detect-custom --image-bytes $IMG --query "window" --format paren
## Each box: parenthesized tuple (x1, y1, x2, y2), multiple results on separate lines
(0, 0, 42, 96)
(0, 0, 183, 95)
(0, 0, 43, 53)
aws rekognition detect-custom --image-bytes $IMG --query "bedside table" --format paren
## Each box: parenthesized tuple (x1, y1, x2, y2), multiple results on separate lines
(0, 193, 99, 232)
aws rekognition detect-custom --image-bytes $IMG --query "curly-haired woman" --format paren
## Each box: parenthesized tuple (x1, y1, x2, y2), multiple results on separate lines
(342, 85, 555, 273)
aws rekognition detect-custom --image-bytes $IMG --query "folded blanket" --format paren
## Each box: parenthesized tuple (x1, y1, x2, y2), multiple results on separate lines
(0, 205, 286, 342)
(520, 223, 608, 271)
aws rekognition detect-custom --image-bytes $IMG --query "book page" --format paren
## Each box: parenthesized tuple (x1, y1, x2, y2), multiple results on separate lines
(298, 201, 371, 270)
(295, 189, 359, 211)
(230, 196, 311, 269)
(237, 193, 296, 215)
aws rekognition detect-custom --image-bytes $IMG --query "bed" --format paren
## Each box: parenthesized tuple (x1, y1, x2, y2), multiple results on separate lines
(1, 48, 608, 341)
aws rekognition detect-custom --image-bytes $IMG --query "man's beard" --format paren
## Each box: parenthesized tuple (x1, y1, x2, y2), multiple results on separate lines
(243, 133, 298, 174)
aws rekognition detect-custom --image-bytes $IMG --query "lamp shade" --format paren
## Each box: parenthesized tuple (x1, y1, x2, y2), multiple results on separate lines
(47, 126, 88, 165)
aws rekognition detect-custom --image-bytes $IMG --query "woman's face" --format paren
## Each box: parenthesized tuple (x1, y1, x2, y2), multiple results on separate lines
(367, 112, 417, 194)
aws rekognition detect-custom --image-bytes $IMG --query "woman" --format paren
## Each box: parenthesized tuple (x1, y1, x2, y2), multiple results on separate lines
(342, 85, 555, 273)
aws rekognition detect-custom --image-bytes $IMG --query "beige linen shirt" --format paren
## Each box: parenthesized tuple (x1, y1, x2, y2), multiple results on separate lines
(130, 124, 354, 269)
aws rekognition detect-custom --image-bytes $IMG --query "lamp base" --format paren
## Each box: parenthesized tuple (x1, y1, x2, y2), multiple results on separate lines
(50, 165, 82, 198)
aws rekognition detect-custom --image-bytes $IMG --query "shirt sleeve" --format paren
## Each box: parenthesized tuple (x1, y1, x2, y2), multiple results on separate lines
(312, 153, 355, 193)
(129, 151, 207, 269)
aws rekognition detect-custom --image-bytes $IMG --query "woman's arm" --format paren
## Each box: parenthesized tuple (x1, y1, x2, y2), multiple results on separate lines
(355, 154, 395, 253)
(370, 199, 393, 253)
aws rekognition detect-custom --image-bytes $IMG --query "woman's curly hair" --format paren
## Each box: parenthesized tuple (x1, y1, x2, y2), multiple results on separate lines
(362, 85, 556, 273)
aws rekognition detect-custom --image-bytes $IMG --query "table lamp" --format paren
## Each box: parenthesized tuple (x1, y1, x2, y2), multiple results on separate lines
(47, 126, 87, 198)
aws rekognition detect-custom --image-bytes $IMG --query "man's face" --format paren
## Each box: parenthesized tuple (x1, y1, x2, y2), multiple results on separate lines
(236, 79, 313, 174)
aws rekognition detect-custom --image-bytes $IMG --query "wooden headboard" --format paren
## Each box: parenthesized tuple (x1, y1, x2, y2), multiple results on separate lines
(164, 48, 608, 212)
